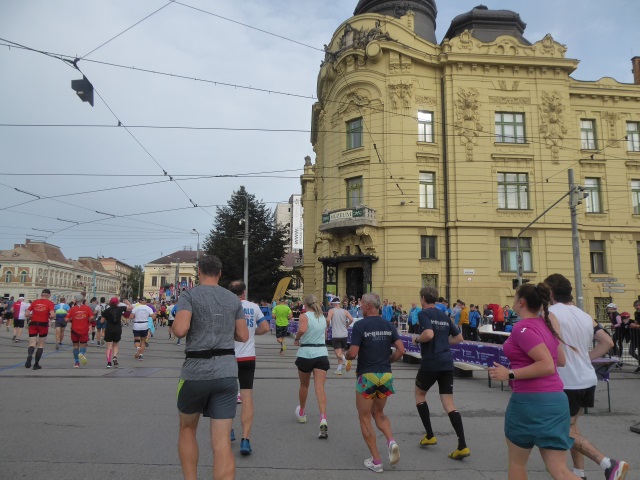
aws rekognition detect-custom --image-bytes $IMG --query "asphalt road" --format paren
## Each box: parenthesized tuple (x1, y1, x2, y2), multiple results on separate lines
(1, 324, 638, 479)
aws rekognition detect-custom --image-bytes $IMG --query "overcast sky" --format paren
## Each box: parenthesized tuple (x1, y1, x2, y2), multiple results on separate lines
(1, 0, 638, 268)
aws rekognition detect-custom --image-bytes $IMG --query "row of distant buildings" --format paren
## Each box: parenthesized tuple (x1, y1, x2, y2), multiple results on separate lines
(1, 195, 305, 303)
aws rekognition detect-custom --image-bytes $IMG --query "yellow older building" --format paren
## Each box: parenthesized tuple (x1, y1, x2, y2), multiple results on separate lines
(301, 0, 640, 321)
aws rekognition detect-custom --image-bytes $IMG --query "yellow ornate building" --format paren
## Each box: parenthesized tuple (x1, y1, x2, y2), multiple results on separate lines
(301, 1, 640, 321)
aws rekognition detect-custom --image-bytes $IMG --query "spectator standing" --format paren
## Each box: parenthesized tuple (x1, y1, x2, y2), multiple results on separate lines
(408, 302, 420, 334)
(631, 301, 640, 373)
(381, 299, 393, 322)
(606, 303, 623, 359)
(458, 302, 470, 339)
(468, 305, 481, 341)
(173, 255, 248, 480)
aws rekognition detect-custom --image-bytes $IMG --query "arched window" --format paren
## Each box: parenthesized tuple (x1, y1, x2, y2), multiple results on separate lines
(5, 271, 12, 283)
(20, 271, 27, 283)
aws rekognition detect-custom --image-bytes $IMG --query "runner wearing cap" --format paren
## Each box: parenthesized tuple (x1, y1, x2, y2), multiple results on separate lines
(24, 289, 55, 370)
(326, 297, 354, 375)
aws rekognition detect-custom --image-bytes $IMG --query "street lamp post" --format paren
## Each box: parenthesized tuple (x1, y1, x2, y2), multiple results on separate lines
(192, 229, 200, 285)
(236, 189, 250, 299)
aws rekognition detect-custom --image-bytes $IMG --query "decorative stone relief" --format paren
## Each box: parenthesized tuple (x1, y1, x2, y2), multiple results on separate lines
(388, 81, 413, 110)
(355, 227, 378, 255)
(602, 112, 621, 148)
(539, 91, 568, 163)
(454, 88, 483, 161)
(415, 95, 437, 106)
(489, 97, 531, 105)
(458, 30, 473, 50)
(389, 51, 412, 74)
(331, 91, 370, 127)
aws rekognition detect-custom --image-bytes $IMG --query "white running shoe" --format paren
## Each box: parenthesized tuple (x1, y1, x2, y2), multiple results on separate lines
(364, 458, 383, 473)
(388, 440, 400, 465)
(295, 405, 307, 423)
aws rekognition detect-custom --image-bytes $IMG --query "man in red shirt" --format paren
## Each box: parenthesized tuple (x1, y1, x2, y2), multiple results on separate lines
(66, 294, 93, 368)
(25, 289, 55, 370)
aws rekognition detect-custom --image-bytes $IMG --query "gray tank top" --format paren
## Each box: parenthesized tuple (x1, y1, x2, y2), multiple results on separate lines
(331, 308, 349, 338)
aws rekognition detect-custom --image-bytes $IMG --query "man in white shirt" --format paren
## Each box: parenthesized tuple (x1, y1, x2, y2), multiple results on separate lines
(544, 274, 628, 480)
(228, 280, 269, 456)
(130, 297, 155, 361)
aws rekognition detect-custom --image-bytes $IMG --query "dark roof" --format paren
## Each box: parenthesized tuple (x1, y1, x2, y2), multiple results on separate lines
(353, 0, 437, 44)
(148, 250, 199, 265)
(444, 5, 530, 45)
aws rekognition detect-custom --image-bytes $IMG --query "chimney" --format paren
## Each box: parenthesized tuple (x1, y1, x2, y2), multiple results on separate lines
(633, 56, 640, 85)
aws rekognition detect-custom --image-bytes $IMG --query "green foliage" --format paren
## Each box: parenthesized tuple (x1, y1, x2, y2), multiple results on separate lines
(126, 265, 145, 299)
(203, 186, 288, 302)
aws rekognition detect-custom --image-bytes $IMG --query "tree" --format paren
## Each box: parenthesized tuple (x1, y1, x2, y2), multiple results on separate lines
(203, 186, 288, 302)
(126, 265, 144, 299)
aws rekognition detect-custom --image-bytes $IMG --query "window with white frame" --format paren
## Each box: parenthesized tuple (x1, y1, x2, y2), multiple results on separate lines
(19, 271, 27, 283)
(346, 118, 363, 150)
(498, 173, 529, 209)
(584, 178, 602, 213)
(421, 236, 437, 259)
(418, 111, 434, 143)
(495, 112, 525, 143)
(500, 237, 532, 272)
(419, 172, 436, 208)
(632, 180, 640, 214)
(581, 119, 597, 150)
(590, 240, 606, 274)
(346, 177, 363, 208)
(628, 122, 640, 152)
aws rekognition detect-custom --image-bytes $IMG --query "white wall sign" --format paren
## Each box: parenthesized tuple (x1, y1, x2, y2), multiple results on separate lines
(463, 269, 475, 275)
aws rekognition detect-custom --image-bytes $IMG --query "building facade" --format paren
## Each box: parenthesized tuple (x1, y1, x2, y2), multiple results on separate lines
(0, 240, 119, 302)
(302, 0, 640, 321)
(98, 257, 133, 298)
(143, 249, 198, 301)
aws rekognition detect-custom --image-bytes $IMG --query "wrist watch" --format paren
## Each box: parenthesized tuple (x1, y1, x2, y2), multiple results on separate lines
(508, 370, 515, 380)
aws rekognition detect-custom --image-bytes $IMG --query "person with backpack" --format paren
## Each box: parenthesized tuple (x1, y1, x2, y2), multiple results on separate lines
(101, 297, 132, 368)
(94, 297, 107, 346)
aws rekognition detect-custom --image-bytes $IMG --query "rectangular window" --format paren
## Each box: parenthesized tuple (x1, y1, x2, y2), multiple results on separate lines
(498, 172, 529, 209)
(151, 276, 157, 287)
(346, 177, 363, 208)
(418, 111, 434, 143)
(160, 276, 167, 286)
(584, 178, 602, 213)
(421, 274, 438, 289)
(637, 242, 640, 274)
(581, 119, 597, 150)
(632, 180, 640, 214)
(346, 117, 363, 150)
(419, 172, 436, 208)
(421, 236, 437, 259)
(590, 240, 606, 274)
(495, 112, 525, 143)
(500, 237, 532, 272)
(628, 122, 640, 152)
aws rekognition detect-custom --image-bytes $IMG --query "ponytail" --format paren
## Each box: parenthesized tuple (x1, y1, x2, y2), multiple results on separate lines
(304, 294, 323, 317)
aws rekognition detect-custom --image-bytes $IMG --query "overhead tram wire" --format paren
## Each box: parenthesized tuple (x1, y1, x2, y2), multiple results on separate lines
(80, 1, 174, 59)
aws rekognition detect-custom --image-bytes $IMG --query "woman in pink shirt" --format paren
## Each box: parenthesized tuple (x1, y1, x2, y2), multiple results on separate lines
(489, 283, 580, 480)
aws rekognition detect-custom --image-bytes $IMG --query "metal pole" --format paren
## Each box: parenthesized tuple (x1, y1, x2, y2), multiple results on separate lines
(92, 271, 97, 298)
(192, 229, 200, 285)
(569, 169, 585, 310)
(244, 197, 249, 299)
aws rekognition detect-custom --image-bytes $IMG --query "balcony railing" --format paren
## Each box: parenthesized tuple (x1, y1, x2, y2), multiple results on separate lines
(319, 206, 377, 231)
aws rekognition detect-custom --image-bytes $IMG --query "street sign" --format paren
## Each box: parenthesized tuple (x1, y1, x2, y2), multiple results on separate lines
(592, 278, 617, 283)
(603, 283, 625, 287)
(602, 288, 625, 293)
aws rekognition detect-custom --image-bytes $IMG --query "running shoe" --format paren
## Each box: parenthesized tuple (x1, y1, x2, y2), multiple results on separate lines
(176, 340, 181, 346)
(107, 362, 112, 368)
(145, 341, 149, 347)
(345, 360, 352, 372)
(74, 362, 79, 368)
(12, 334, 16, 342)
(134, 347, 141, 359)
(318, 420, 328, 439)
(364, 458, 383, 473)
(240, 438, 252, 455)
(237, 393, 242, 404)
(32, 364, 41, 370)
(388, 440, 400, 465)
(282, 342, 286, 352)
(138, 354, 143, 361)
(605, 459, 629, 480)
(335, 369, 342, 376)
(55, 343, 60, 350)
(113, 356, 118, 366)
(448, 447, 471, 460)
(419, 434, 438, 446)
(295, 405, 307, 423)
(78, 353, 88, 365)
(230, 429, 235, 442)
(25, 357, 32, 369)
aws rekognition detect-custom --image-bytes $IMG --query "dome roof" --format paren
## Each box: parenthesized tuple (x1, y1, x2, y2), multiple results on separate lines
(444, 4, 530, 45)
(353, 0, 438, 44)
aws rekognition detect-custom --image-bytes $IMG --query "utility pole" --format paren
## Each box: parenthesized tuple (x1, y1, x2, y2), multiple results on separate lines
(92, 271, 97, 299)
(569, 169, 586, 310)
(244, 196, 249, 299)
(192, 229, 200, 286)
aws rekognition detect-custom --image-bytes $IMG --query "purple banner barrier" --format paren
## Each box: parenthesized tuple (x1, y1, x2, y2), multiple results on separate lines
(451, 341, 510, 368)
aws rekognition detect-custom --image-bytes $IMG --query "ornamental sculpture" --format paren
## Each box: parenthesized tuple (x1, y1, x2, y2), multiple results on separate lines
(455, 88, 483, 161)
(539, 91, 568, 163)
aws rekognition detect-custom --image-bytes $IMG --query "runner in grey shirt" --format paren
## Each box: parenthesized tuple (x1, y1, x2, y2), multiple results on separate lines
(327, 297, 354, 375)
(173, 255, 248, 480)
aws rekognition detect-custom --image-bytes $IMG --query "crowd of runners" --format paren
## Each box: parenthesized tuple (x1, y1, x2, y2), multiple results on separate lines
(0, 255, 631, 480)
